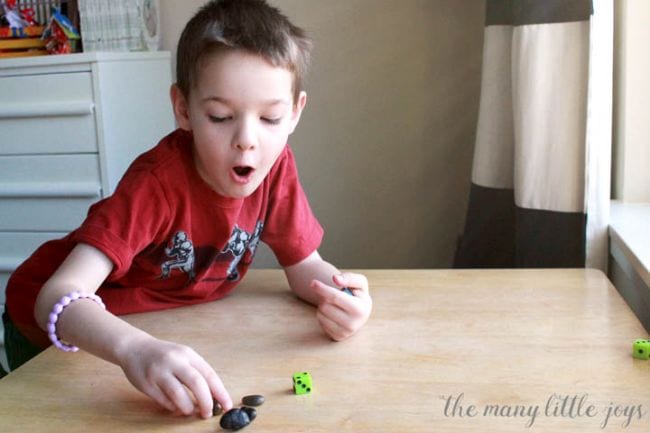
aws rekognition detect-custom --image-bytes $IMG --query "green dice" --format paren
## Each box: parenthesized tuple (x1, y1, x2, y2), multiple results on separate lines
(292, 372, 312, 395)
(632, 339, 650, 360)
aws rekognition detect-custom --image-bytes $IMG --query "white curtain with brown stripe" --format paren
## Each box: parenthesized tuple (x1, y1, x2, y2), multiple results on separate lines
(455, 0, 612, 270)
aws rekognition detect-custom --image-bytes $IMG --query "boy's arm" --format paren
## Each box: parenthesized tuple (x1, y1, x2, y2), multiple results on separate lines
(283, 250, 372, 341)
(33, 243, 232, 418)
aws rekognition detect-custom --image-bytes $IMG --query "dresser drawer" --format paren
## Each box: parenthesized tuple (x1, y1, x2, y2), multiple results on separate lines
(1, 197, 100, 232)
(0, 72, 97, 155)
(0, 154, 101, 231)
(0, 232, 66, 303)
(0, 154, 101, 183)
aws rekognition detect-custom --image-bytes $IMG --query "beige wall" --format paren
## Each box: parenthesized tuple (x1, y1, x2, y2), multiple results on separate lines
(159, 0, 485, 268)
(612, 0, 650, 203)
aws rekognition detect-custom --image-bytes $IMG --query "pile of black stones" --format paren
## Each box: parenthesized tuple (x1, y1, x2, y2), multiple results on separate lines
(215, 394, 265, 431)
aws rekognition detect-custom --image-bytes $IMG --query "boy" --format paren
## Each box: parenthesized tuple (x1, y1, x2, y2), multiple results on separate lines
(3, 0, 372, 419)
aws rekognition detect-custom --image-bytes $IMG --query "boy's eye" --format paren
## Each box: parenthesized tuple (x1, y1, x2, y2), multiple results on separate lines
(262, 117, 282, 125)
(209, 115, 231, 123)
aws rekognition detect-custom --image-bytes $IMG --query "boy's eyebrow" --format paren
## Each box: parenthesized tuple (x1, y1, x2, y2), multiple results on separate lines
(201, 96, 291, 107)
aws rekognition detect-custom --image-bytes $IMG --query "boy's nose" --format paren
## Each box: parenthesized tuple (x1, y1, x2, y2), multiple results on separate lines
(233, 118, 257, 150)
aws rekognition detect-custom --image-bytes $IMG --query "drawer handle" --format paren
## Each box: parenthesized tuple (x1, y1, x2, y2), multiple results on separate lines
(0, 182, 100, 198)
(0, 101, 94, 119)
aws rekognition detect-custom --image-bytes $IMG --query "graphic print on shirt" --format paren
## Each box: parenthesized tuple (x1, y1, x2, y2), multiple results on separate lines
(160, 230, 196, 280)
(220, 221, 264, 281)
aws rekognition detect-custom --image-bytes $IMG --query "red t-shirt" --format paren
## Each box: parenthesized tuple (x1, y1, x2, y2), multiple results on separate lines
(6, 129, 323, 347)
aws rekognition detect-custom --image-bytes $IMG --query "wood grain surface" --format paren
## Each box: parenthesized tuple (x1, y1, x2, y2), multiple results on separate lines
(1, 269, 649, 432)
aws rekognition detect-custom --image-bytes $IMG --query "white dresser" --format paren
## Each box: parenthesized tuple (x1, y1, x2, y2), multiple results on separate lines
(0, 52, 176, 341)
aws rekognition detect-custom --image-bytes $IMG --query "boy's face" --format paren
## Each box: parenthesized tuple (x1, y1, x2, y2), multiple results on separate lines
(171, 49, 306, 198)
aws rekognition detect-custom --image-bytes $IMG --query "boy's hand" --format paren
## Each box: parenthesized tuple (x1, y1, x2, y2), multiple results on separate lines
(118, 337, 232, 418)
(310, 273, 372, 341)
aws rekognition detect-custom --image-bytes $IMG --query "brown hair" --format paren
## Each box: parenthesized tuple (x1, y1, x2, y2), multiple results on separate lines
(176, 0, 313, 102)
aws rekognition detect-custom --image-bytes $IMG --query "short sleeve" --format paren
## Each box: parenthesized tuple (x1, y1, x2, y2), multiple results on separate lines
(261, 146, 324, 266)
(71, 170, 171, 279)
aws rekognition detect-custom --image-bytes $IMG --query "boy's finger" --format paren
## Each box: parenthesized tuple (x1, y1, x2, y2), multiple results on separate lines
(207, 374, 232, 414)
(318, 301, 349, 326)
(311, 279, 357, 309)
(333, 273, 369, 294)
(191, 358, 232, 416)
(310, 279, 341, 302)
(175, 367, 213, 418)
(144, 383, 177, 413)
(316, 309, 347, 340)
(159, 374, 195, 415)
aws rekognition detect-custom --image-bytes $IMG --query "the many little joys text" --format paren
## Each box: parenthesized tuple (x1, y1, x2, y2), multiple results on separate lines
(440, 393, 645, 428)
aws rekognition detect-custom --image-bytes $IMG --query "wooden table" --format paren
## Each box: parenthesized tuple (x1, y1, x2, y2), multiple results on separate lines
(1, 269, 649, 432)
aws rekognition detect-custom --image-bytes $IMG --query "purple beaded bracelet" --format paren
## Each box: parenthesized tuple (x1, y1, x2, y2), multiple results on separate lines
(47, 291, 106, 352)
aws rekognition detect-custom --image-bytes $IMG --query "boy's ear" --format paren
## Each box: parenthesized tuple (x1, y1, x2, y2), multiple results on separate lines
(170, 84, 192, 131)
(288, 91, 307, 135)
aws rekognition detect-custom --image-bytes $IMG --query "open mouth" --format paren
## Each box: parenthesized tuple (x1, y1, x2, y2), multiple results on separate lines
(231, 166, 255, 185)
(233, 166, 253, 177)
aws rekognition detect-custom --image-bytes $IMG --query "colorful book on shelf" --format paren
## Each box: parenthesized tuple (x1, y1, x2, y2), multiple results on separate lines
(0, 26, 45, 39)
(0, 49, 48, 58)
(0, 27, 47, 58)
(0, 38, 46, 50)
